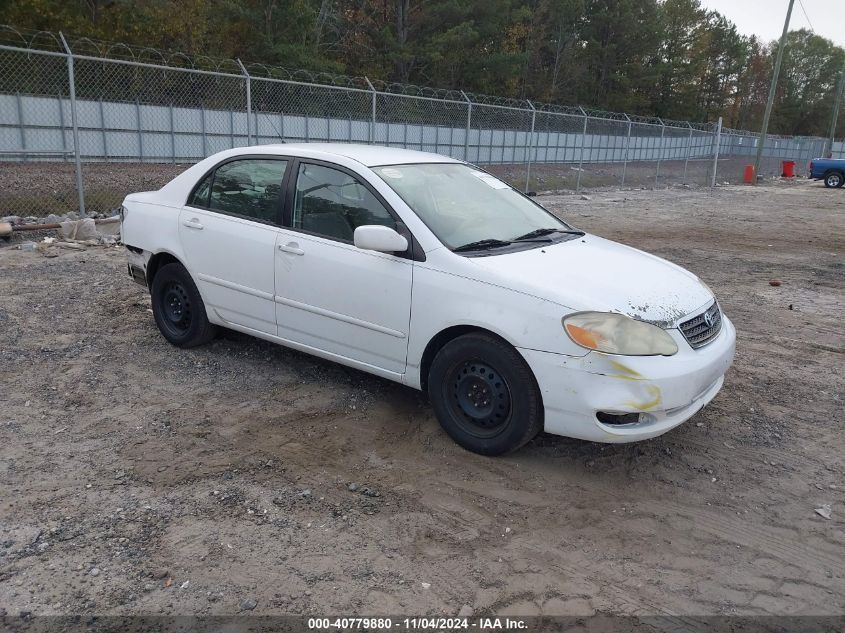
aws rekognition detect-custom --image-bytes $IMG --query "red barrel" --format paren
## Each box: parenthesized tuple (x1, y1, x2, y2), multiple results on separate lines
(782, 160, 796, 177)
(743, 165, 755, 183)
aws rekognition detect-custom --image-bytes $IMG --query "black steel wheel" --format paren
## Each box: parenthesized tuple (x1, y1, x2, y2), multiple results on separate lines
(428, 332, 543, 455)
(150, 262, 216, 347)
(450, 361, 512, 438)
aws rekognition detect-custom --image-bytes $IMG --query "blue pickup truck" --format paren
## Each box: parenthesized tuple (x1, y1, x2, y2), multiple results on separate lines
(809, 158, 845, 188)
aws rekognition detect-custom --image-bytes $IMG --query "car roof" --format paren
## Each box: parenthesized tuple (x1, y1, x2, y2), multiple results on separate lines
(238, 143, 463, 167)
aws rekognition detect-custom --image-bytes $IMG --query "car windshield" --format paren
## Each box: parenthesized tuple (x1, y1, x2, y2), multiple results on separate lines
(372, 163, 574, 250)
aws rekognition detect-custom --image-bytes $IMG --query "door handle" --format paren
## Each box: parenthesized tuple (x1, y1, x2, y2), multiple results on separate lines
(182, 218, 204, 230)
(278, 242, 304, 256)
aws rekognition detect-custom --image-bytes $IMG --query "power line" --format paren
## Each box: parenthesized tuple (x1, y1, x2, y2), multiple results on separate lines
(797, 0, 816, 33)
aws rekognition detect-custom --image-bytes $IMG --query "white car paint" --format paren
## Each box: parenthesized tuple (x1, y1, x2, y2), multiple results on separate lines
(122, 143, 736, 443)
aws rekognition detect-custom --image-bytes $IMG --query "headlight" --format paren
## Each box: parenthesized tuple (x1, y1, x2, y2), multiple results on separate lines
(563, 312, 678, 356)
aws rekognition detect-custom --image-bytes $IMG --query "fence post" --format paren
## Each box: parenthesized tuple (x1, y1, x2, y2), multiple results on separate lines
(525, 100, 536, 193)
(710, 116, 723, 189)
(655, 118, 665, 188)
(365, 77, 376, 144)
(577, 106, 588, 193)
(461, 90, 472, 162)
(236, 59, 252, 146)
(683, 122, 693, 183)
(621, 114, 632, 187)
(59, 32, 85, 217)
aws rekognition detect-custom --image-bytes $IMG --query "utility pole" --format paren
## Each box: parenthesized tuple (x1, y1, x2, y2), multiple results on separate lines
(826, 58, 845, 158)
(753, 0, 794, 183)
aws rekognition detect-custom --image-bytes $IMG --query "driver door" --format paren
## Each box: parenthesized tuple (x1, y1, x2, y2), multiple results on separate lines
(273, 161, 413, 377)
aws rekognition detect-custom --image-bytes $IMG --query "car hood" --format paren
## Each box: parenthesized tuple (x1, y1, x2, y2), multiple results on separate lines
(465, 234, 713, 326)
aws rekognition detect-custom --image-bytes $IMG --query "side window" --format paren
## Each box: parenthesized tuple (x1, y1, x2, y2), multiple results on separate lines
(208, 159, 287, 223)
(292, 163, 396, 242)
(188, 173, 211, 208)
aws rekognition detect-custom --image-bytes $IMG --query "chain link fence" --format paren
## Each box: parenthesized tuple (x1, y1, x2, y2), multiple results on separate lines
(1, 25, 840, 219)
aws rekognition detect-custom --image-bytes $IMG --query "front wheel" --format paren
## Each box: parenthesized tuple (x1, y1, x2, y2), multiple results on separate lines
(823, 171, 844, 188)
(150, 262, 216, 347)
(428, 333, 543, 455)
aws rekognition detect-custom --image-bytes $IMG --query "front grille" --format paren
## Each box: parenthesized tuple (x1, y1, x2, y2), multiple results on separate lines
(679, 302, 722, 349)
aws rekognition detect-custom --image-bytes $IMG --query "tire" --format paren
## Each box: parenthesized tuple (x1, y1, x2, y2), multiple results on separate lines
(823, 171, 844, 188)
(150, 262, 216, 347)
(428, 333, 543, 456)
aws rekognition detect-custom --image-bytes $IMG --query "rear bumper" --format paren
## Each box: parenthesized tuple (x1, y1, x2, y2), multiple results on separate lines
(125, 246, 149, 287)
(518, 315, 736, 443)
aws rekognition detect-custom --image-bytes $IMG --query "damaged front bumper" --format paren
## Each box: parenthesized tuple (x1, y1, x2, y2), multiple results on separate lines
(518, 314, 736, 443)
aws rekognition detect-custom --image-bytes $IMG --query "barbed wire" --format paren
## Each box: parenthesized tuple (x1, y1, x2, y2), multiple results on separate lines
(0, 23, 717, 129)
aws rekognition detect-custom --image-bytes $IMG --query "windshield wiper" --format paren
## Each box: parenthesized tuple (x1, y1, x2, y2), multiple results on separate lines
(513, 227, 585, 241)
(453, 238, 512, 252)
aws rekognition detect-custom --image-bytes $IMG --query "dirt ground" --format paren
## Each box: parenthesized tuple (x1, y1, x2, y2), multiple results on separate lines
(0, 180, 843, 619)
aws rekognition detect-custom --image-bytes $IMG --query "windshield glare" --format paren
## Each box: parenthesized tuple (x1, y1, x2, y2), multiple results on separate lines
(373, 163, 568, 250)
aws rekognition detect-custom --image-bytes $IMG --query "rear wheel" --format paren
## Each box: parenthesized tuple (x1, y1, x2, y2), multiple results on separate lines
(428, 333, 543, 455)
(150, 262, 216, 347)
(823, 171, 844, 188)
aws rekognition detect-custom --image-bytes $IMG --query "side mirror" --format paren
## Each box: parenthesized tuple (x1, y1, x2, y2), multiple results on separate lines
(353, 225, 408, 253)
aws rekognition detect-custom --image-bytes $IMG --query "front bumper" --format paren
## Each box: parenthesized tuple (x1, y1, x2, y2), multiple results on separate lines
(518, 315, 736, 443)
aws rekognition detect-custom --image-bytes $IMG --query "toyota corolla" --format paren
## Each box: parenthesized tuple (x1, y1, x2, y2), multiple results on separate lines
(121, 144, 736, 455)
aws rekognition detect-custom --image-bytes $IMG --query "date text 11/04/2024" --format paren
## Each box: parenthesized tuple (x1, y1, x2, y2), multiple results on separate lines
(307, 617, 529, 630)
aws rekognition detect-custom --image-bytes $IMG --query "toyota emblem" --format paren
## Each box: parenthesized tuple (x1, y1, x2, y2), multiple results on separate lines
(703, 311, 714, 328)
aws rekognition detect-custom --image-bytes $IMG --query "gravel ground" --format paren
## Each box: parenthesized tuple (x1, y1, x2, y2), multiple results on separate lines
(0, 180, 843, 619)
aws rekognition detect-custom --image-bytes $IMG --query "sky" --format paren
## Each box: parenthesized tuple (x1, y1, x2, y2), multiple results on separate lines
(700, 0, 845, 48)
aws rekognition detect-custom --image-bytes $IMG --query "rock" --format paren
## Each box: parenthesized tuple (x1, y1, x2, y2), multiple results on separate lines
(239, 598, 258, 611)
(143, 583, 155, 592)
(580, 194, 591, 201)
(458, 605, 474, 617)
(769, 280, 782, 287)
(89, 567, 100, 577)
(421, 582, 431, 589)
(151, 569, 168, 579)
(299, 489, 312, 498)
(207, 592, 222, 602)
(347, 483, 359, 492)
(814, 504, 832, 520)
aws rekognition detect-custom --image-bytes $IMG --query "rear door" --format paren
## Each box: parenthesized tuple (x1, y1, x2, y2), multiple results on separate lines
(179, 157, 289, 335)
(273, 160, 414, 376)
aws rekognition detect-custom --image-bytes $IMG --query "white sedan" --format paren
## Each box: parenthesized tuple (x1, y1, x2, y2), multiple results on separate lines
(121, 144, 736, 455)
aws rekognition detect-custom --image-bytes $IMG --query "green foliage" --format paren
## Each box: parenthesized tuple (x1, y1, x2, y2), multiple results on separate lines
(2, 0, 842, 135)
